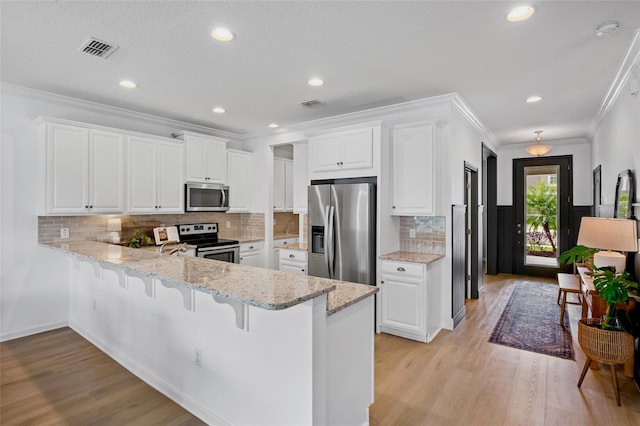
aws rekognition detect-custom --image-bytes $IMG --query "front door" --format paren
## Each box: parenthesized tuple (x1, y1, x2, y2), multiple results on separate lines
(513, 155, 572, 276)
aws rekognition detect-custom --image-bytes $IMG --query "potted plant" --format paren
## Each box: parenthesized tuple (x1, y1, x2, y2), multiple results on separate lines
(577, 267, 638, 405)
(128, 228, 154, 248)
(591, 266, 639, 329)
(558, 245, 597, 272)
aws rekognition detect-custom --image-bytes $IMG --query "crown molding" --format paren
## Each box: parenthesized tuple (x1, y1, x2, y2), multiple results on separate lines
(451, 94, 497, 147)
(239, 93, 462, 140)
(588, 29, 640, 138)
(1, 83, 240, 140)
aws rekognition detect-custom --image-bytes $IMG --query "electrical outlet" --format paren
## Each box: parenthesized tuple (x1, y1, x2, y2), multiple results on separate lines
(195, 348, 202, 367)
(226, 221, 231, 229)
(409, 228, 416, 239)
(60, 228, 70, 239)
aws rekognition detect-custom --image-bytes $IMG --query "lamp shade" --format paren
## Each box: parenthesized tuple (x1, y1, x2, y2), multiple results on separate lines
(576, 217, 638, 252)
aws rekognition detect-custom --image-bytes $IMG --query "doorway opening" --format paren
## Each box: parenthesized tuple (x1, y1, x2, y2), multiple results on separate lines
(524, 165, 559, 268)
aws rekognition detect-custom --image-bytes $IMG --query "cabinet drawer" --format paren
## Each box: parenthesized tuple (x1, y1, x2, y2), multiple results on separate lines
(240, 241, 264, 253)
(280, 249, 307, 262)
(380, 260, 424, 279)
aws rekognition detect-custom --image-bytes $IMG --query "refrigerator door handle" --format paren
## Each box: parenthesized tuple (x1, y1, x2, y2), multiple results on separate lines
(327, 205, 335, 279)
(324, 205, 331, 278)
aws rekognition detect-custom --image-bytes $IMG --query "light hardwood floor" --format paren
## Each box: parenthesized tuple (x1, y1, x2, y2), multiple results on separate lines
(1, 274, 639, 425)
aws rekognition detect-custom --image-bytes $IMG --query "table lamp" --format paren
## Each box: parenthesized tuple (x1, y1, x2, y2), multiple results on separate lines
(107, 218, 122, 244)
(576, 217, 638, 273)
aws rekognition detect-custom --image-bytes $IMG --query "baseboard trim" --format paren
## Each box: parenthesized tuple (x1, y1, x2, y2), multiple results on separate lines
(69, 320, 231, 426)
(0, 321, 68, 342)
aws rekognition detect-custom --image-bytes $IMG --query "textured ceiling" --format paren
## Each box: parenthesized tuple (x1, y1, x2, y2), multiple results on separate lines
(2, 1, 639, 144)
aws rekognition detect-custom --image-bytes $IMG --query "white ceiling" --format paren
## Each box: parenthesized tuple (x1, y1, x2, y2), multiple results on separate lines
(2, 1, 639, 145)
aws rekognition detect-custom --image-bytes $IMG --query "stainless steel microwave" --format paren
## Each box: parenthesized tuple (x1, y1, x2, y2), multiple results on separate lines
(185, 183, 230, 212)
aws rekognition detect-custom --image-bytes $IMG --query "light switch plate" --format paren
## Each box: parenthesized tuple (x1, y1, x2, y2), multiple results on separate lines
(409, 228, 416, 239)
(60, 228, 69, 239)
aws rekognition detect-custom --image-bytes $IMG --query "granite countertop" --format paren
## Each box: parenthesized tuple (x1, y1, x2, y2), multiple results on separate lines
(236, 236, 265, 244)
(379, 251, 445, 264)
(276, 242, 308, 251)
(44, 240, 376, 315)
(273, 233, 299, 240)
(137, 243, 197, 253)
(328, 281, 378, 315)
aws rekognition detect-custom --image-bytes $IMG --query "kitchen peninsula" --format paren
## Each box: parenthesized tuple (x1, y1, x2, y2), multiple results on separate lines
(44, 240, 377, 426)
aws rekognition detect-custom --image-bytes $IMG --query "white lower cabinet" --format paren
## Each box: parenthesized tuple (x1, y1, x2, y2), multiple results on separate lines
(240, 241, 264, 267)
(279, 249, 307, 275)
(272, 237, 299, 269)
(380, 259, 431, 342)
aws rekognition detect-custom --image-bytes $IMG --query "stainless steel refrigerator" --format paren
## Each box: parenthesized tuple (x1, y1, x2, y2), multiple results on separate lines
(308, 180, 376, 285)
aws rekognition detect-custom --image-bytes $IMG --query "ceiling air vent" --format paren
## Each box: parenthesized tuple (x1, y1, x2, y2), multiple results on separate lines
(300, 99, 324, 108)
(79, 37, 119, 59)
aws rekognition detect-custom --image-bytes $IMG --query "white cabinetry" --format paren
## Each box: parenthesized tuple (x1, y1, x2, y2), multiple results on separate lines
(272, 236, 299, 269)
(181, 132, 228, 183)
(240, 241, 264, 267)
(39, 121, 124, 215)
(227, 149, 253, 212)
(379, 260, 431, 342)
(308, 126, 377, 179)
(128, 136, 184, 214)
(273, 158, 293, 212)
(392, 121, 436, 215)
(279, 249, 307, 275)
(293, 143, 309, 214)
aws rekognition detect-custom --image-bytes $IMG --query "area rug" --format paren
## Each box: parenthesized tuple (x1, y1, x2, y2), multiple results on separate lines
(489, 281, 575, 360)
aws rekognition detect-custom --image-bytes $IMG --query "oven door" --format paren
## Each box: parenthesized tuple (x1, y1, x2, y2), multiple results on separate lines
(197, 245, 240, 263)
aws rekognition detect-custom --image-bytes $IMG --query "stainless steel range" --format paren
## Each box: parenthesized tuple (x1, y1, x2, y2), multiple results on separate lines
(176, 223, 240, 263)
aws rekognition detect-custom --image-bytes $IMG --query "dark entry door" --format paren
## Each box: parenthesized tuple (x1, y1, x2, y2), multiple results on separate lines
(513, 155, 572, 277)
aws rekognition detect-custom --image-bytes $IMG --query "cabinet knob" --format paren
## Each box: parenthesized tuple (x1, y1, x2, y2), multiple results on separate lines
(302, 269, 305, 272)
(340, 161, 344, 165)
(289, 254, 295, 258)
(85, 205, 89, 209)
(336, 162, 340, 166)
(392, 206, 396, 209)
(397, 267, 406, 272)
(249, 245, 254, 249)
(381, 280, 384, 284)
(89, 205, 93, 209)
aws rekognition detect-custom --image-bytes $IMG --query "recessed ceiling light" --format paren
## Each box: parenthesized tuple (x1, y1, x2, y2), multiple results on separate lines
(526, 95, 542, 103)
(308, 78, 324, 87)
(211, 27, 235, 42)
(212, 107, 226, 114)
(506, 6, 535, 22)
(119, 80, 138, 89)
(268, 123, 279, 128)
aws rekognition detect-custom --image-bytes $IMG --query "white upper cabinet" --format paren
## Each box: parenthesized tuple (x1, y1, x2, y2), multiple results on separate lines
(128, 136, 184, 214)
(273, 158, 293, 212)
(181, 132, 228, 183)
(392, 121, 437, 216)
(39, 121, 124, 215)
(292, 143, 308, 214)
(226, 149, 253, 212)
(88, 130, 125, 213)
(308, 124, 379, 180)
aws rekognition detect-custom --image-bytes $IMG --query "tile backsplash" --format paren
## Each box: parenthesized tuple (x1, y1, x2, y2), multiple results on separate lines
(273, 212, 299, 236)
(399, 216, 446, 254)
(38, 212, 265, 244)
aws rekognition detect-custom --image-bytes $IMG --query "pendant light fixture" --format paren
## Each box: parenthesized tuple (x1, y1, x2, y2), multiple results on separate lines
(526, 130, 551, 156)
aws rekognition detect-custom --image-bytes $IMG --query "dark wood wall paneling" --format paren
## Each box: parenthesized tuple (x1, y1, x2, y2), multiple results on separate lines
(497, 206, 514, 274)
